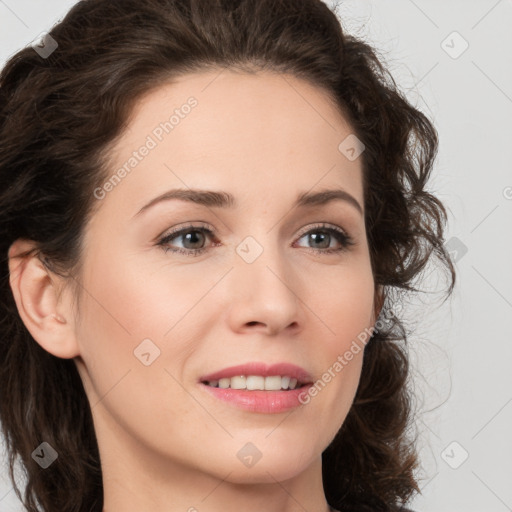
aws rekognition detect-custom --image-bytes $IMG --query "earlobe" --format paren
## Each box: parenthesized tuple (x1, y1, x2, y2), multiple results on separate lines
(8, 239, 80, 359)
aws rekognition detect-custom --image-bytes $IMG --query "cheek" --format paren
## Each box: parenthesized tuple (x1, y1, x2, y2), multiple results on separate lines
(299, 257, 374, 420)
(312, 257, 376, 349)
(72, 256, 200, 451)
(72, 246, 224, 413)
(77, 249, 205, 341)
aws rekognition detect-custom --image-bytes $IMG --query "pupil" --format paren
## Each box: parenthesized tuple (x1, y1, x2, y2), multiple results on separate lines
(185, 231, 204, 248)
(310, 232, 329, 249)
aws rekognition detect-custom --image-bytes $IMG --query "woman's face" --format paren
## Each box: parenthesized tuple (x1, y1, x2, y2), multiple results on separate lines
(72, 70, 377, 484)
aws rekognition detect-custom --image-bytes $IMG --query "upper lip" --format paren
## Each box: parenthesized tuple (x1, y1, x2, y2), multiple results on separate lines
(199, 362, 313, 384)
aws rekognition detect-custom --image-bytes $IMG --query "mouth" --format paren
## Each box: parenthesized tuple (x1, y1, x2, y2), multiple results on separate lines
(198, 362, 314, 413)
(201, 375, 309, 391)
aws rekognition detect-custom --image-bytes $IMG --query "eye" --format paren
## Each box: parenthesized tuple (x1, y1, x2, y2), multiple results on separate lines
(294, 224, 355, 254)
(156, 222, 355, 257)
(157, 224, 216, 257)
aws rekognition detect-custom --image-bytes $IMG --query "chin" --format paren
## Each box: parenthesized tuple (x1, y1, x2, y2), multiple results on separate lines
(200, 436, 320, 484)
(220, 455, 315, 485)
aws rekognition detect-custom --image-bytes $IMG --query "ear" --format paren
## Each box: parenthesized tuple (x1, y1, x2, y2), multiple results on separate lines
(8, 239, 80, 359)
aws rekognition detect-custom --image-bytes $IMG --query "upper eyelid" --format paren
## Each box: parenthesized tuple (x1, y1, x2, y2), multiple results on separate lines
(295, 223, 349, 237)
(159, 223, 215, 240)
(160, 222, 348, 235)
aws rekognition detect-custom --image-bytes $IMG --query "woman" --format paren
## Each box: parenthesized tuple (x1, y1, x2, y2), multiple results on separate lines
(0, 1, 455, 511)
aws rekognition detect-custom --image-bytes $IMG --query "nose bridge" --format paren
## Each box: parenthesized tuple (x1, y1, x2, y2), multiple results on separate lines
(229, 231, 300, 332)
(235, 230, 291, 287)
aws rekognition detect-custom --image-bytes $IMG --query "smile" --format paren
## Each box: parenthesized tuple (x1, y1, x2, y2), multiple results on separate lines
(199, 362, 313, 413)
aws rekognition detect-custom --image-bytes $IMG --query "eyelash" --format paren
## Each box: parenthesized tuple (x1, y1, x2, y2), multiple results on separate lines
(157, 222, 355, 257)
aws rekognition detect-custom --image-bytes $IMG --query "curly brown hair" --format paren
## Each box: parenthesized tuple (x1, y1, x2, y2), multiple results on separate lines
(0, 1, 455, 511)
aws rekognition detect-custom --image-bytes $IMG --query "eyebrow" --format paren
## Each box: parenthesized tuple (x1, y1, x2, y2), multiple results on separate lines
(134, 187, 363, 217)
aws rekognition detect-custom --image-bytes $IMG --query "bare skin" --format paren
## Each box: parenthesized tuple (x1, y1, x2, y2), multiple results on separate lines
(9, 69, 380, 512)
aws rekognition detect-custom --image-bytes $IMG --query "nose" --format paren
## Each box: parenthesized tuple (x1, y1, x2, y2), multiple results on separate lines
(225, 241, 302, 336)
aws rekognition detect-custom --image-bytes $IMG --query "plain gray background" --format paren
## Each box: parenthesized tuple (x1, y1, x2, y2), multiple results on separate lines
(0, 1, 511, 511)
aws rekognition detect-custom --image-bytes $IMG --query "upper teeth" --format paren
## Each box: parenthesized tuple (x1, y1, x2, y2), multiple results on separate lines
(206, 375, 299, 390)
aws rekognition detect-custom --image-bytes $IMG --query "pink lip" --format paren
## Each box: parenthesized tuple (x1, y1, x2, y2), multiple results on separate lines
(199, 385, 313, 413)
(199, 362, 313, 384)
(198, 362, 314, 414)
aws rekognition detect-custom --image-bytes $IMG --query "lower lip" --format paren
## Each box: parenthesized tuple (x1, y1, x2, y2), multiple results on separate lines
(199, 383, 312, 413)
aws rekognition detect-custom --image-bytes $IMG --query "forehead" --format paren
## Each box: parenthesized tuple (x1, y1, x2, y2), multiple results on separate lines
(96, 69, 364, 216)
